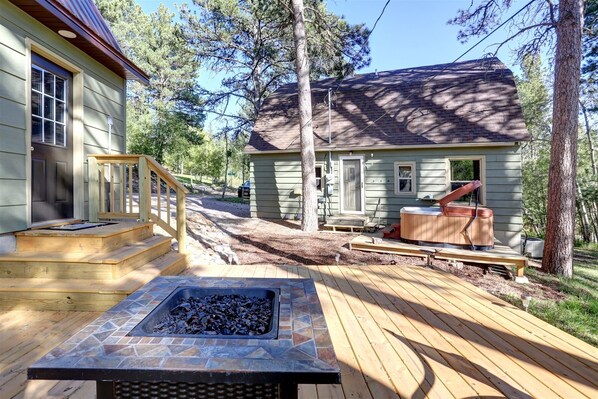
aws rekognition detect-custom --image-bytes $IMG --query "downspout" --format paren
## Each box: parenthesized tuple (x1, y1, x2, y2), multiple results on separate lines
(107, 116, 113, 212)
(326, 88, 332, 222)
(107, 115, 113, 155)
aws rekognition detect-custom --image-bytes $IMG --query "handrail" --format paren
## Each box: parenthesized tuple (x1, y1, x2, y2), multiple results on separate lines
(88, 154, 187, 253)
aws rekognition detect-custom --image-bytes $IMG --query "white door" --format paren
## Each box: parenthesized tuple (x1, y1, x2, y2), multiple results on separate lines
(340, 156, 364, 214)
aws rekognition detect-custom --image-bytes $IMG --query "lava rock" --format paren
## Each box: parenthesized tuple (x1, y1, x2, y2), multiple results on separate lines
(151, 294, 273, 336)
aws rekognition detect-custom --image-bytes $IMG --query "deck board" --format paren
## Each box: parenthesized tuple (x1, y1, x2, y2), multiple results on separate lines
(406, 265, 598, 393)
(2, 264, 597, 398)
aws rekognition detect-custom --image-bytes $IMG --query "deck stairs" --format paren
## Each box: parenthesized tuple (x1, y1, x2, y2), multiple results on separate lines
(324, 214, 374, 232)
(0, 222, 186, 311)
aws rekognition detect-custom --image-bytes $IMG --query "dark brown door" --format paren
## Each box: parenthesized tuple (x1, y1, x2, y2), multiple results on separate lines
(31, 54, 73, 222)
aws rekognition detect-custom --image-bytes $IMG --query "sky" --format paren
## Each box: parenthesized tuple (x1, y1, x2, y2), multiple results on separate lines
(135, 0, 535, 126)
(136, 0, 533, 72)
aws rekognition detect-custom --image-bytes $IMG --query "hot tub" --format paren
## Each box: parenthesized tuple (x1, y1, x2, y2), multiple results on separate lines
(400, 205, 494, 250)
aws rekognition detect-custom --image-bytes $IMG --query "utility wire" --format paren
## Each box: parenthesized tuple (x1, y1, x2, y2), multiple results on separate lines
(332, 0, 538, 138)
(285, 0, 392, 149)
(288, 0, 537, 150)
(327, 0, 391, 99)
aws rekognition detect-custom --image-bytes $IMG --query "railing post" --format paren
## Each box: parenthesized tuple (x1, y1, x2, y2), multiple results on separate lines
(139, 156, 150, 222)
(176, 188, 186, 253)
(88, 156, 99, 222)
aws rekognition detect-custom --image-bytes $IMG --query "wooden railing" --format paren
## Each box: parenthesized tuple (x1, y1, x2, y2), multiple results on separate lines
(88, 154, 188, 253)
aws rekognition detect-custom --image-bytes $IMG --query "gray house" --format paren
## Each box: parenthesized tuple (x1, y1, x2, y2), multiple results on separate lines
(0, 0, 148, 236)
(245, 58, 531, 250)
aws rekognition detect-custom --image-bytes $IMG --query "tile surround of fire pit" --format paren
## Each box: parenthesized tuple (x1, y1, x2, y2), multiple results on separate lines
(28, 277, 340, 397)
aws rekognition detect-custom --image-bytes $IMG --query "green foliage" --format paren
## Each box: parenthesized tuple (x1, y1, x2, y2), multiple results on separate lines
(515, 55, 552, 236)
(180, 0, 370, 138)
(516, 55, 552, 140)
(450, 160, 475, 181)
(520, 250, 598, 347)
(96, 0, 205, 164)
(521, 149, 550, 236)
(582, 0, 598, 82)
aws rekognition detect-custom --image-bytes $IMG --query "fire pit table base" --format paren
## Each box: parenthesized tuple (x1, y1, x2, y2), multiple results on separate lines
(98, 380, 298, 399)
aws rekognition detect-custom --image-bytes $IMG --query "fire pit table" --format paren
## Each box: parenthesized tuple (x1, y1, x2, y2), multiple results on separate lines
(28, 277, 340, 399)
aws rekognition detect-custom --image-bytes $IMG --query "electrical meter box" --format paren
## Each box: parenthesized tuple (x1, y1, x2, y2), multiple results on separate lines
(325, 173, 334, 196)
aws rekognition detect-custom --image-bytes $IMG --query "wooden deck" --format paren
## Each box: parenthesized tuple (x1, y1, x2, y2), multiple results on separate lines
(350, 234, 528, 277)
(2, 264, 597, 398)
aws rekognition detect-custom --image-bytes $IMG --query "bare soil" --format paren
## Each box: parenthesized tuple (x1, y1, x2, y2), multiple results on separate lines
(184, 194, 559, 304)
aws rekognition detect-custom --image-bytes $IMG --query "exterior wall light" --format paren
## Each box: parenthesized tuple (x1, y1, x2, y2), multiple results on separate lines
(58, 30, 77, 39)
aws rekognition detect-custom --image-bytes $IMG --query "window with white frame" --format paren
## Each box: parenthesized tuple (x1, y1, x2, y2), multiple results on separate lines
(394, 162, 416, 195)
(315, 165, 323, 191)
(31, 64, 68, 147)
(448, 158, 484, 203)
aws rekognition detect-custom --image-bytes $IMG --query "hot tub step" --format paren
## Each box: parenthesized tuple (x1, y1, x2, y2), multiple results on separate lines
(0, 252, 187, 311)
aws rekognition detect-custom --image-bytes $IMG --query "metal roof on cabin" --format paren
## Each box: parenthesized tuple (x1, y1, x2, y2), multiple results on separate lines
(246, 58, 531, 153)
(8, 0, 149, 84)
(54, 0, 122, 52)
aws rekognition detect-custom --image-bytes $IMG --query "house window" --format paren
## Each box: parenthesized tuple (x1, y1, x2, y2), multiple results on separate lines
(315, 165, 323, 191)
(31, 64, 68, 147)
(448, 158, 484, 203)
(394, 162, 416, 195)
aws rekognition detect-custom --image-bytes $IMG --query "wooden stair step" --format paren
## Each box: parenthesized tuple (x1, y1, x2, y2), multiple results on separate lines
(0, 252, 187, 311)
(0, 236, 173, 279)
(326, 216, 370, 227)
(14, 222, 154, 254)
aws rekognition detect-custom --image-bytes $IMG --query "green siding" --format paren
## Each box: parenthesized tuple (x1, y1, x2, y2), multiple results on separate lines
(0, 0, 127, 232)
(250, 145, 524, 250)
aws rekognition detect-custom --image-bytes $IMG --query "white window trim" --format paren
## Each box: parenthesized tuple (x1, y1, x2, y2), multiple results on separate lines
(315, 164, 324, 192)
(445, 156, 486, 204)
(394, 161, 416, 196)
(339, 155, 365, 214)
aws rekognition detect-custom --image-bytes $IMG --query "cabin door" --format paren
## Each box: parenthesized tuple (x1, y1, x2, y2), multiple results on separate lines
(30, 54, 73, 223)
(340, 156, 365, 214)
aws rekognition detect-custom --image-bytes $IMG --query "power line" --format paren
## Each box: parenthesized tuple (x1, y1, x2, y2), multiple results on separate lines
(450, 0, 538, 64)
(327, 0, 391, 98)
(335, 0, 538, 138)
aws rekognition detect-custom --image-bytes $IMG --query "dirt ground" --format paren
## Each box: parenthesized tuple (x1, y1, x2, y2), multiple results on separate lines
(184, 194, 560, 304)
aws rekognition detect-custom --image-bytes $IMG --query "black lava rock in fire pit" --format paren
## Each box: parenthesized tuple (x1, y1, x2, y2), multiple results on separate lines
(153, 294, 273, 336)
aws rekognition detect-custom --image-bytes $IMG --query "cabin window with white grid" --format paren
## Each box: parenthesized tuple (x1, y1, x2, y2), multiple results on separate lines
(31, 65, 67, 147)
(394, 162, 415, 195)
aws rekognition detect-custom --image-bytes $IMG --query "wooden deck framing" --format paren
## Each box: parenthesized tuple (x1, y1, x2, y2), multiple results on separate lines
(350, 234, 529, 277)
(2, 264, 597, 398)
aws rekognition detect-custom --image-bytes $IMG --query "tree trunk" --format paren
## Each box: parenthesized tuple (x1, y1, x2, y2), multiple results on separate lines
(542, 0, 584, 277)
(290, 0, 318, 232)
(576, 180, 592, 243)
(221, 131, 229, 199)
(580, 101, 597, 176)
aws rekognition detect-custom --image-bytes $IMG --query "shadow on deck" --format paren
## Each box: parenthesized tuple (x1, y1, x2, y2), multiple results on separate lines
(1, 263, 597, 398)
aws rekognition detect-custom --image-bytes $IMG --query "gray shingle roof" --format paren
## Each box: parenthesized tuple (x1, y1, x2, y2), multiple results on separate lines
(246, 58, 531, 153)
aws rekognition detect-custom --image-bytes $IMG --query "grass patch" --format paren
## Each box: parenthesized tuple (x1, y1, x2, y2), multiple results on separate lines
(217, 196, 249, 204)
(501, 248, 598, 347)
(176, 175, 192, 184)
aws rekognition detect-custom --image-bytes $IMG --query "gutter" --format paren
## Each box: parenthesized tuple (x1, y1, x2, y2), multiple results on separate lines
(244, 141, 521, 155)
